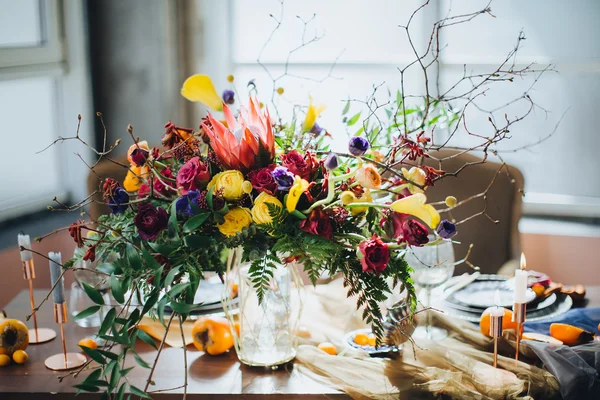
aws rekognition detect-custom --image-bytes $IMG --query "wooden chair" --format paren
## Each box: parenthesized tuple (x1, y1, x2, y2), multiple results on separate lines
(422, 149, 524, 275)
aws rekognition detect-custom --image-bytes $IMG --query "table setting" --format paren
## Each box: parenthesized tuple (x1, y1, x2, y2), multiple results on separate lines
(1, 2, 600, 399)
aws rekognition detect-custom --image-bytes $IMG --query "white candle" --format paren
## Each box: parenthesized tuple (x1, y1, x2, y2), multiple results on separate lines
(48, 252, 65, 304)
(485, 290, 505, 317)
(17, 234, 33, 262)
(514, 253, 528, 304)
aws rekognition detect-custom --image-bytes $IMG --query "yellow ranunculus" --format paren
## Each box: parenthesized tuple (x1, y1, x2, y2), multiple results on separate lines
(303, 97, 326, 132)
(207, 170, 245, 200)
(251, 192, 283, 224)
(355, 165, 382, 189)
(390, 193, 440, 229)
(340, 189, 373, 215)
(123, 166, 149, 192)
(217, 207, 252, 237)
(286, 176, 309, 212)
(181, 74, 223, 111)
(340, 191, 357, 205)
(402, 167, 427, 194)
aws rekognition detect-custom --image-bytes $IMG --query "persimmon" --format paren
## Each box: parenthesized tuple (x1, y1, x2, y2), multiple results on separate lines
(0, 354, 10, 367)
(353, 332, 369, 346)
(549, 323, 595, 346)
(0, 319, 29, 356)
(191, 317, 234, 356)
(479, 308, 518, 337)
(78, 338, 98, 350)
(317, 342, 337, 355)
(12, 350, 28, 364)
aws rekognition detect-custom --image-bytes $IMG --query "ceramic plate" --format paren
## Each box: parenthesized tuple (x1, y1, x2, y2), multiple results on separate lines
(452, 278, 536, 308)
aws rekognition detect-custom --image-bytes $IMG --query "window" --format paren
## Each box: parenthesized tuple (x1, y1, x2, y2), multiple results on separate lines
(188, 0, 600, 218)
(0, 0, 93, 221)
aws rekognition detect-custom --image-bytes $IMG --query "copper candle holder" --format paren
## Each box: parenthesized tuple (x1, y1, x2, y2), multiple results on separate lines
(22, 259, 56, 344)
(512, 302, 526, 361)
(44, 302, 86, 371)
(489, 314, 503, 368)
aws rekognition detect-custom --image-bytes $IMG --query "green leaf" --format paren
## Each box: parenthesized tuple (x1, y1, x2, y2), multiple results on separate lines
(163, 266, 181, 288)
(74, 305, 101, 320)
(141, 247, 161, 270)
(156, 296, 168, 326)
(147, 242, 177, 257)
(130, 385, 152, 399)
(83, 368, 102, 385)
(136, 329, 158, 350)
(80, 346, 106, 364)
(74, 383, 100, 393)
(141, 290, 160, 316)
(347, 112, 361, 126)
(98, 307, 116, 336)
(96, 263, 117, 275)
(81, 281, 105, 305)
(116, 383, 127, 400)
(167, 282, 190, 298)
(96, 349, 119, 361)
(342, 99, 351, 115)
(185, 213, 210, 233)
(206, 188, 214, 210)
(126, 243, 142, 270)
(168, 300, 203, 314)
(183, 234, 212, 249)
(133, 353, 151, 368)
(110, 275, 125, 304)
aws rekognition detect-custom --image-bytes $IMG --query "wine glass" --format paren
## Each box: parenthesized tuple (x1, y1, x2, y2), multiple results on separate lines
(404, 238, 455, 340)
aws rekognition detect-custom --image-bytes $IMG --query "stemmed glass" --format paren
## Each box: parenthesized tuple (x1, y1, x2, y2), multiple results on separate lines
(404, 237, 455, 340)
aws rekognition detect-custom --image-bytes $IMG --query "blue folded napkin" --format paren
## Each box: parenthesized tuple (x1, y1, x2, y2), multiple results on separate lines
(524, 307, 600, 335)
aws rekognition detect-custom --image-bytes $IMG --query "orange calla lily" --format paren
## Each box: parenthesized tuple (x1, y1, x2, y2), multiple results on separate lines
(390, 193, 440, 229)
(181, 74, 223, 111)
(202, 98, 275, 172)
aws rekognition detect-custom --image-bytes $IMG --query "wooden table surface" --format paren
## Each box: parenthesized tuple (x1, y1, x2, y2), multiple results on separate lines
(2, 287, 599, 399)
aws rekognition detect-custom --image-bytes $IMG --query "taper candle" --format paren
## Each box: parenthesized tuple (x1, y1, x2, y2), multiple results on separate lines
(48, 252, 65, 303)
(513, 253, 528, 303)
(18, 234, 33, 262)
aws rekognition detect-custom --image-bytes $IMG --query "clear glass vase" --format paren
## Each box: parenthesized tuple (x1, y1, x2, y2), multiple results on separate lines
(221, 249, 304, 367)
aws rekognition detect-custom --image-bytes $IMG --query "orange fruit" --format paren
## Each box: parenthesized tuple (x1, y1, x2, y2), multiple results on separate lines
(479, 308, 518, 337)
(78, 338, 98, 350)
(0, 354, 10, 367)
(367, 334, 377, 347)
(317, 342, 337, 355)
(353, 332, 369, 346)
(12, 350, 28, 364)
(549, 323, 595, 346)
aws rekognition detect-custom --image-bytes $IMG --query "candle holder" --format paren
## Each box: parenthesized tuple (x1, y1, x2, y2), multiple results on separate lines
(21, 258, 56, 344)
(44, 302, 86, 371)
(512, 302, 526, 361)
(489, 313, 503, 368)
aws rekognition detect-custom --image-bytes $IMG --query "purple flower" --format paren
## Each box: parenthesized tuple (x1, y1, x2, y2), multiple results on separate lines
(134, 204, 168, 241)
(436, 219, 457, 239)
(222, 90, 235, 105)
(176, 190, 200, 217)
(348, 137, 370, 157)
(310, 123, 324, 135)
(108, 188, 129, 214)
(271, 166, 295, 191)
(324, 153, 338, 170)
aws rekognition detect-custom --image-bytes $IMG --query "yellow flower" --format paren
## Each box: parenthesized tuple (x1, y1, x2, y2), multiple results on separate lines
(390, 193, 440, 229)
(217, 207, 252, 237)
(252, 192, 283, 224)
(445, 196, 457, 207)
(401, 167, 427, 194)
(303, 97, 326, 132)
(227, 74, 234, 83)
(340, 191, 356, 205)
(207, 170, 245, 200)
(340, 189, 373, 215)
(355, 165, 382, 189)
(242, 180, 253, 194)
(181, 74, 223, 111)
(123, 166, 149, 192)
(286, 176, 309, 212)
(276, 87, 284, 95)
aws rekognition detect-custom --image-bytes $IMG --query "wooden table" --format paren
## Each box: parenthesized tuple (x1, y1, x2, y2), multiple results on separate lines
(2, 288, 599, 399)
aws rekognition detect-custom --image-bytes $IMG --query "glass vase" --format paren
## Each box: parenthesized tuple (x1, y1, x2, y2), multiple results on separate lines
(221, 249, 304, 367)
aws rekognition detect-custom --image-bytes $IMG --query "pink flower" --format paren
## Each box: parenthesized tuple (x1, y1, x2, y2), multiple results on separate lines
(358, 235, 389, 274)
(176, 157, 210, 194)
(154, 168, 175, 195)
(281, 150, 318, 181)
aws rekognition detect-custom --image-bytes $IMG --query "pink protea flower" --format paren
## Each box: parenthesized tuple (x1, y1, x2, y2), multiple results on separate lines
(201, 98, 275, 172)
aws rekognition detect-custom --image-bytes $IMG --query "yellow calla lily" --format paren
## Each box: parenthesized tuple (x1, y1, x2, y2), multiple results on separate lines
(303, 97, 326, 132)
(390, 193, 440, 229)
(181, 74, 223, 111)
(286, 176, 309, 212)
(401, 167, 427, 194)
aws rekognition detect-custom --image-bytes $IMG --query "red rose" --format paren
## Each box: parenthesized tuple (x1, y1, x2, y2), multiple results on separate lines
(154, 168, 175, 195)
(358, 235, 390, 274)
(247, 165, 277, 195)
(138, 183, 151, 199)
(134, 204, 168, 241)
(281, 150, 318, 180)
(176, 157, 210, 194)
(300, 209, 333, 239)
(400, 219, 429, 247)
